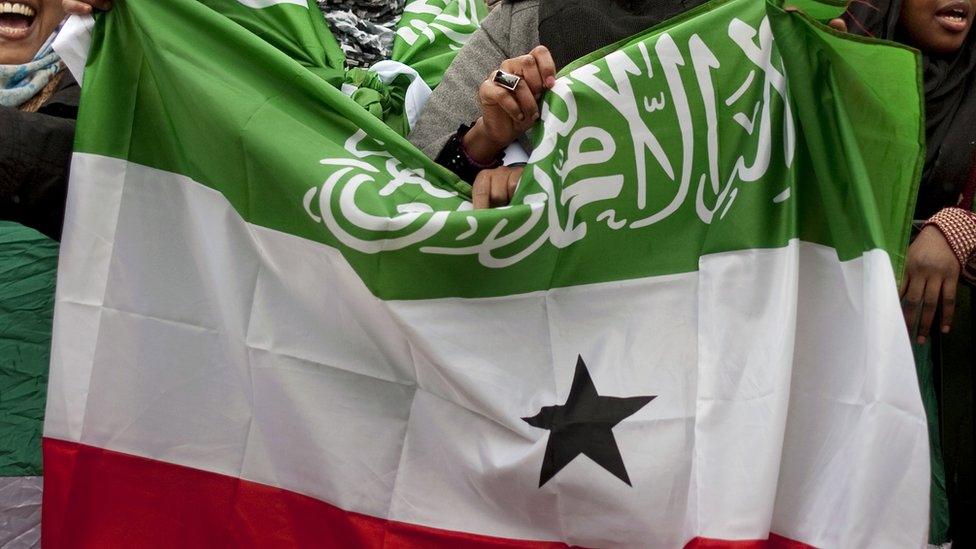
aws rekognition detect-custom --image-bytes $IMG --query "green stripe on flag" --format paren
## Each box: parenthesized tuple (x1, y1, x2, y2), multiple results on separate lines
(201, 0, 346, 85)
(0, 223, 57, 477)
(771, 6, 923, 276)
(393, 0, 488, 88)
(74, 0, 922, 300)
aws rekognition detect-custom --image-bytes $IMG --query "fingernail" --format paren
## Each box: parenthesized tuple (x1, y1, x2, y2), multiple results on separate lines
(917, 336, 926, 344)
(546, 77, 556, 88)
(942, 325, 950, 334)
(517, 113, 524, 121)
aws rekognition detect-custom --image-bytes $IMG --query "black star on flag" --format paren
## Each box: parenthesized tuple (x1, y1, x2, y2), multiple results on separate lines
(523, 355, 656, 487)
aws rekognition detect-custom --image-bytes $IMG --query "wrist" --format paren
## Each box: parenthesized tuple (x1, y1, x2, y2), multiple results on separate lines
(435, 124, 503, 184)
(463, 118, 510, 164)
(925, 207, 976, 267)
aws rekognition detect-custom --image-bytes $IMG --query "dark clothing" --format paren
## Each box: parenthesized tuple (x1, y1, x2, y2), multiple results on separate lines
(917, 49, 976, 217)
(0, 71, 79, 242)
(537, 0, 707, 70)
(933, 286, 976, 546)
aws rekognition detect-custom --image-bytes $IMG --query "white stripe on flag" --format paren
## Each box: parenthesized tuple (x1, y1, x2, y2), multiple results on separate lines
(47, 154, 929, 547)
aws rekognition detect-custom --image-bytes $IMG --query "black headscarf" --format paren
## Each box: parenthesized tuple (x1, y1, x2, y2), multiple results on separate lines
(846, 0, 976, 217)
(535, 0, 707, 70)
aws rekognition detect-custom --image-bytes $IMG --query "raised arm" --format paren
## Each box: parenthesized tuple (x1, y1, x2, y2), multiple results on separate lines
(407, 1, 542, 163)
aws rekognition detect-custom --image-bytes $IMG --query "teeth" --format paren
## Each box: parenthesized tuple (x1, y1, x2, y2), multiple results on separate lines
(938, 8, 967, 22)
(0, 2, 35, 17)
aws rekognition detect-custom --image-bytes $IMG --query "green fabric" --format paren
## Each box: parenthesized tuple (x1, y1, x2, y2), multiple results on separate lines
(342, 0, 487, 134)
(74, 0, 923, 301)
(560, 1, 923, 277)
(392, 0, 488, 89)
(205, 0, 346, 87)
(770, 8, 924, 277)
(343, 67, 411, 136)
(0, 222, 58, 476)
(775, 0, 847, 21)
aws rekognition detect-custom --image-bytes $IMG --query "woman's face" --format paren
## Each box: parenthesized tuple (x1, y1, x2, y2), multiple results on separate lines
(0, 0, 65, 65)
(899, 0, 974, 56)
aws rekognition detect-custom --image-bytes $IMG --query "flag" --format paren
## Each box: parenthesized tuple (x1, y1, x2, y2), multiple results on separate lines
(392, 0, 487, 87)
(342, 0, 485, 135)
(0, 222, 58, 548)
(42, 0, 931, 546)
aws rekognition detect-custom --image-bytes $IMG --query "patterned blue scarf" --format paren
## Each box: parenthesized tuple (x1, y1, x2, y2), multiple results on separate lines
(0, 33, 62, 108)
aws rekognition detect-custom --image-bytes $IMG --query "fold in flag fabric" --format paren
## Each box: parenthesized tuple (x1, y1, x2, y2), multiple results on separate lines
(0, 222, 57, 548)
(43, 0, 931, 546)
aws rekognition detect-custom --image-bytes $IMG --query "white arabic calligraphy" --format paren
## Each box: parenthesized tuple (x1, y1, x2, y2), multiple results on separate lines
(306, 17, 796, 267)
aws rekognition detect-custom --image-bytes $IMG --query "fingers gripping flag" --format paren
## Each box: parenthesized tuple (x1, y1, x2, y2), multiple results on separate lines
(41, 0, 930, 547)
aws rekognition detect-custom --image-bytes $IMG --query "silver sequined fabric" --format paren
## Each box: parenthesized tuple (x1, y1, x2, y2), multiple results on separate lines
(318, 0, 405, 68)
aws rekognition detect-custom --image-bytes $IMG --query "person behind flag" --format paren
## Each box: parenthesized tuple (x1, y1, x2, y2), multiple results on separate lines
(845, 0, 976, 544)
(405, 0, 849, 209)
(849, 0, 976, 344)
(0, 0, 77, 241)
(406, 0, 716, 208)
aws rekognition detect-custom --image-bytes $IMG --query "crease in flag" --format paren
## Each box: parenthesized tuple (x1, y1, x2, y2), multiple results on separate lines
(19, 0, 936, 546)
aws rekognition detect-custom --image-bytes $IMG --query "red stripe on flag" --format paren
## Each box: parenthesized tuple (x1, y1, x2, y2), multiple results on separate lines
(684, 535, 813, 549)
(42, 438, 812, 549)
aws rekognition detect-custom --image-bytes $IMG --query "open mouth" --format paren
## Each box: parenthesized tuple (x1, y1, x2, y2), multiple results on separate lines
(935, 2, 972, 33)
(0, 2, 38, 40)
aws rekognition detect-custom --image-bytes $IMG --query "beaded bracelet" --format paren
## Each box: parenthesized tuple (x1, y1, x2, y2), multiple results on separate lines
(435, 124, 503, 184)
(925, 207, 976, 267)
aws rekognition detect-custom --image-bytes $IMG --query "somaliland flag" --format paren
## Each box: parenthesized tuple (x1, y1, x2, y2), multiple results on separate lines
(41, 0, 931, 546)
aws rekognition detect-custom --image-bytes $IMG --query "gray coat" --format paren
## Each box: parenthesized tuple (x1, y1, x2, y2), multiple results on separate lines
(407, 0, 540, 161)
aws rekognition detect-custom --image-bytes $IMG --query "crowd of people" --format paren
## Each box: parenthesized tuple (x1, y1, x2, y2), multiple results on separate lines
(1, 0, 974, 544)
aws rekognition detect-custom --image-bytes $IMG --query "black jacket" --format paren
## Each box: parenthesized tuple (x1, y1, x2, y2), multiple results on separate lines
(0, 71, 80, 241)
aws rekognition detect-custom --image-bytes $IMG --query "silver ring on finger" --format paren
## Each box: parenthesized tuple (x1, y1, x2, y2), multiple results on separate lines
(492, 69, 521, 92)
